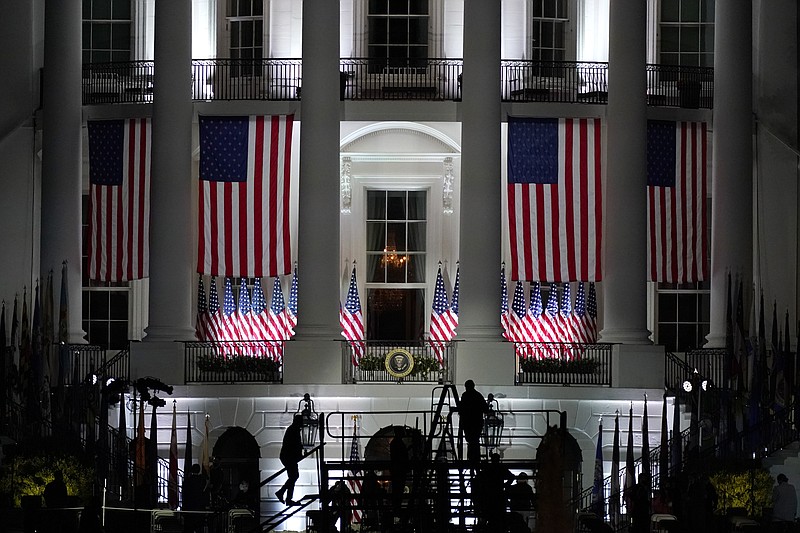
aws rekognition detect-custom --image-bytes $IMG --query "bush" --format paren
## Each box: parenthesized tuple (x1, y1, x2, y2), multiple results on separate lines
(0, 453, 95, 508)
(519, 357, 600, 374)
(197, 354, 279, 374)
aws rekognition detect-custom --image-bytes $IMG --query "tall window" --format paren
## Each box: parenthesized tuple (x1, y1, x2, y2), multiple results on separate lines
(656, 282, 710, 352)
(659, 0, 715, 67)
(82, 195, 129, 350)
(82, 0, 132, 63)
(365, 190, 427, 341)
(367, 0, 429, 70)
(531, 0, 568, 62)
(228, 0, 264, 77)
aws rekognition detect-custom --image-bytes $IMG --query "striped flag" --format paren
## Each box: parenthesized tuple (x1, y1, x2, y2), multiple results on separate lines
(197, 114, 294, 278)
(586, 282, 598, 343)
(507, 116, 602, 282)
(236, 279, 255, 342)
(646, 120, 708, 283)
(249, 278, 270, 343)
(285, 267, 299, 336)
(527, 281, 557, 351)
(169, 401, 179, 509)
(195, 277, 208, 341)
(340, 265, 365, 365)
(500, 265, 511, 340)
(87, 118, 151, 281)
(206, 277, 224, 342)
(509, 281, 531, 354)
(429, 265, 454, 366)
(449, 265, 460, 329)
(267, 277, 287, 361)
(543, 284, 561, 345)
(573, 282, 589, 344)
(347, 418, 363, 523)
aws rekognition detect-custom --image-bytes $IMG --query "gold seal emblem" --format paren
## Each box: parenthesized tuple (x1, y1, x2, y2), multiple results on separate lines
(385, 348, 414, 378)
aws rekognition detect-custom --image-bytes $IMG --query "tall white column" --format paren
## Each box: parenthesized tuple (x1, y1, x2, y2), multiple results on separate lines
(599, 0, 651, 344)
(295, 0, 341, 339)
(705, 2, 753, 347)
(144, 0, 195, 340)
(41, 0, 84, 343)
(459, 0, 502, 340)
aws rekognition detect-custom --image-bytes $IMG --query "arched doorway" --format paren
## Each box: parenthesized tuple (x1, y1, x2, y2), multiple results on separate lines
(211, 426, 261, 515)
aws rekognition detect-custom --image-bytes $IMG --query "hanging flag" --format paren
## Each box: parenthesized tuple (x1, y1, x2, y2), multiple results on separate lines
(135, 400, 147, 487)
(659, 395, 669, 488)
(429, 264, 453, 366)
(543, 283, 561, 345)
(249, 278, 271, 346)
(169, 401, 179, 509)
(267, 277, 288, 361)
(624, 403, 635, 511)
(507, 116, 603, 282)
(195, 277, 208, 341)
(340, 265, 365, 365)
(591, 418, 604, 517)
(347, 417, 363, 524)
(610, 411, 621, 527)
(509, 281, 531, 357)
(201, 414, 211, 476)
(116, 393, 129, 496)
(500, 264, 511, 340)
(57, 263, 69, 388)
(236, 279, 255, 343)
(87, 118, 151, 281)
(285, 265, 299, 336)
(197, 114, 294, 278)
(206, 277, 223, 343)
(184, 410, 194, 472)
(646, 120, 707, 283)
(641, 395, 650, 481)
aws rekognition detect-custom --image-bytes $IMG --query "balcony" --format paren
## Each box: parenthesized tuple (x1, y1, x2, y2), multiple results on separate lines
(81, 59, 713, 108)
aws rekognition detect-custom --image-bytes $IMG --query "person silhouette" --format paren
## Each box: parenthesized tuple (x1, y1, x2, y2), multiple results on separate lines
(458, 380, 488, 463)
(275, 414, 304, 505)
(390, 426, 409, 522)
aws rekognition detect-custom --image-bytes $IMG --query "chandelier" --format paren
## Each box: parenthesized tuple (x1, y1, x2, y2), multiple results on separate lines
(381, 246, 407, 268)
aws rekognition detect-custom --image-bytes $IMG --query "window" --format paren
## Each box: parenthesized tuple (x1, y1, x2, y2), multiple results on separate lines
(82, 0, 131, 64)
(228, 0, 264, 77)
(531, 0, 568, 62)
(659, 0, 715, 67)
(365, 190, 427, 341)
(656, 282, 710, 352)
(82, 195, 129, 350)
(368, 0, 429, 70)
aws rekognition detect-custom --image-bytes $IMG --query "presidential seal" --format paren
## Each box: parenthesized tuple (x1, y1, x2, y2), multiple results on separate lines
(385, 348, 414, 378)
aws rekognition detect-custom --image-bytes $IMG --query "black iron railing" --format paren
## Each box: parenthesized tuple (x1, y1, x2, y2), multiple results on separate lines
(184, 341, 283, 383)
(342, 340, 455, 384)
(82, 59, 713, 107)
(514, 343, 613, 386)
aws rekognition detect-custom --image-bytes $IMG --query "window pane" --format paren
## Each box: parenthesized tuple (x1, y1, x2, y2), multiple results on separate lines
(242, 20, 254, 47)
(409, 0, 428, 15)
(407, 254, 425, 283)
(111, 23, 130, 50)
(366, 288, 424, 341)
(659, 324, 677, 351)
(369, 19, 388, 43)
(407, 222, 426, 251)
(682, 0, 700, 22)
(700, 26, 714, 52)
(240, 0, 251, 17)
(94, 0, 112, 20)
(83, 0, 92, 19)
(678, 324, 698, 351)
(367, 190, 386, 219)
(544, 0, 557, 18)
(110, 321, 128, 350)
(409, 19, 427, 44)
(681, 26, 700, 52)
(387, 191, 406, 220)
(254, 21, 263, 47)
(387, 223, 406, 251)
(89, 321, 110, 349)
(388, 18, 407, 43)
(90, 291, 109, 320)
(661, 0, 679, 22)
(661, 53, 680, 66)
(661, 27, 679, 52)
(541, 21, 554, 48)
(109, 291, 128, 320)
(92, 23, 111, 48)
(369, 0, 387, 15)
(83, 22, 92, 48)
(678, 293, 698, 321)
(701, 0, 714, 23)
(389, 0, 407, 15)
(367, 253, 386, 283)
(658, 293, 677, 322)
(386, 255, 407, 283)
(111, 0, 130, 19)
(367, 222, 386, 251)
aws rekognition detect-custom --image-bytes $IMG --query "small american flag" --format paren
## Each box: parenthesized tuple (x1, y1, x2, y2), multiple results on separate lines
(195, 277, 207, 341)
(222, 278, 239, 343)
(285, 267, 298, 336)
(267, 277, 287, 361)
(236, 279, 255, 342)
(647, 120, 707, 283)
(348, 419, 363, 523)
(429, 265, 454, 366)
(197, 115, 294, 278)
(206, 277, 223, 342)
(500, 265, 511, 340)
(340, 265, 365, 365)
(87, 118, 151, 281)
(249, 278, 271, 357)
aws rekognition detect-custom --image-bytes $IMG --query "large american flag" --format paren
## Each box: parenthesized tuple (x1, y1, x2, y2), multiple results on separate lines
(507, 116, 602, 282)
(340, 265, 365, 365)
(429, 265, 456, 366)
(87, 118, 151, 281)
(197, 114, 294, 278)
(647, 120, 707, 283)
(347, 419, 363, 524)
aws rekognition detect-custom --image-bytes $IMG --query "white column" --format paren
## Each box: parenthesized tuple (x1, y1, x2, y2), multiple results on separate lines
(599, 0, 651, 344)
(144, 0, 195, 340)
(295, 0, 341, 339)
(705, 1, 753, 347)
(458, 0, 502, 340)
(41, 0, 84, 343)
